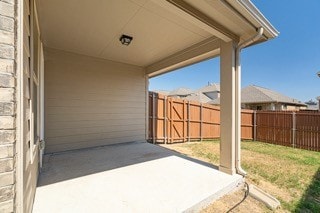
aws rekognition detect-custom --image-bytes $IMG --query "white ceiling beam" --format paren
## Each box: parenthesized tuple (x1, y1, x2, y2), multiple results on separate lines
(147, 37, 220, 77)
(151, 0, 239, 42)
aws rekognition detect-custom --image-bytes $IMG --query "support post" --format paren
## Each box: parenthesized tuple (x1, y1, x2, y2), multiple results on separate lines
(152, 93, 156, 144)
(183, 100, 186, 142)
(200, 103, 203, 141)
(164, 96, 167, 144)
(219, 41, 237, 175)
(292, 112, 296, 148)
(188, 101, 190, 142)
(254, 110, 257, 141)
(170, 99, 173, 143)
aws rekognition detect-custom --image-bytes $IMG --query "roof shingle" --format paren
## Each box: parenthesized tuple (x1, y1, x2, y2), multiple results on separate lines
(242, 85, 306, 106)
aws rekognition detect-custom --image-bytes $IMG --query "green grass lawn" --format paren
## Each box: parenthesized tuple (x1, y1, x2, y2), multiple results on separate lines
(166, 140, 320, 212)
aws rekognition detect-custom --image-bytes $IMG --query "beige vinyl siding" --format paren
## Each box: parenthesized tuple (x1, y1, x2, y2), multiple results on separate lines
(44, 48, 146, 153)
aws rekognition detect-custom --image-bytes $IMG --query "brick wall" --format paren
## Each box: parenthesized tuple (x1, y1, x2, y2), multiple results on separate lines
(0, 0, 16, 212)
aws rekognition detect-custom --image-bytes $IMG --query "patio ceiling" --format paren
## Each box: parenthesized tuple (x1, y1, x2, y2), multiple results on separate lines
(36, 0, 278, 76)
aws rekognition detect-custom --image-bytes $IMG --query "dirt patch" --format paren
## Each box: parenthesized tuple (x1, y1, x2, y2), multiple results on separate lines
(201, 186, 273, 213)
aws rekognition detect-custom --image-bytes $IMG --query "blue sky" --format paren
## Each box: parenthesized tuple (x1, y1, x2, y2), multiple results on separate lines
(149, 0, 320, 102)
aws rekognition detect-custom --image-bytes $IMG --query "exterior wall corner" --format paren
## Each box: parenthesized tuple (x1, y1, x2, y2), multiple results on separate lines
(0, 0, 19, 212)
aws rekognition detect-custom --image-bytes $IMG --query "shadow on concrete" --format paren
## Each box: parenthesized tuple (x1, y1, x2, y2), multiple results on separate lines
(39, 141, 218, 186)
(295, 167, 320, 212)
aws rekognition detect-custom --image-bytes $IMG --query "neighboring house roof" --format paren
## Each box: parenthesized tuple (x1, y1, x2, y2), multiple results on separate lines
(153, 85, 306, 107)
(208, 85, 307, 106)
(195, 83, 220, 93)
(242, 85, 306, 106)
(152, 88, 211, 103)
(152, 90, 170, 96)
(208, 98, 220, 105)
(168, 88, 193, 96)
(184, 92, 212, 103)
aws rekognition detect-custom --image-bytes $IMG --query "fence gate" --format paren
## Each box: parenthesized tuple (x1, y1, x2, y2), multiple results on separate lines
(168, 99, 187, 143)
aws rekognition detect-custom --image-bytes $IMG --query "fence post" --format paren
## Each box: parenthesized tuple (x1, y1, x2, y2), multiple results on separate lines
(200, 104, 203, 141)
(292, 112, 296, 148)
(164, 96, 167, 144)
(183, 100, 187, 142)
(152, 93, 156, 144)
(253, 110, 257, 141)
(170, 99, 173, 143)
(188, 101, 190, 142)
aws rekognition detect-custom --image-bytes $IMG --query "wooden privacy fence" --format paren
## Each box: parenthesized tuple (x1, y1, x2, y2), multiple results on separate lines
(149, 92, 320, 152)
(148, 92, 253, 144)
(255, 111, 320, 151)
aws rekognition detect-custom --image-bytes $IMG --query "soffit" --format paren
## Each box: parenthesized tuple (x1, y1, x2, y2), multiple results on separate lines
(36, 0, 213, 67)
(184, 0, 256, 42)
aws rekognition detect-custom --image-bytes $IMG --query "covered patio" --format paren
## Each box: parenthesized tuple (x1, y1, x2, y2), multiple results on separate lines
(15, 0, 277, 212)
(32, 142, 242, 212)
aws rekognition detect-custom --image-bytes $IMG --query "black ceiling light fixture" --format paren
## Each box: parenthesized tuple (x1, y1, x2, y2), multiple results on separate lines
(119, 34, 133, 46)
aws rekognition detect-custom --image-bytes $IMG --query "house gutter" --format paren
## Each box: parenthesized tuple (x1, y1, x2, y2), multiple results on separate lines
(235, 27, 264, 176)
(236, 0, 279, 38)
(220, 0, 279, 40)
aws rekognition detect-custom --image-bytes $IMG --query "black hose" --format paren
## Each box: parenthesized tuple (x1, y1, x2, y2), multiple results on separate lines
(226, 182, 250, 213)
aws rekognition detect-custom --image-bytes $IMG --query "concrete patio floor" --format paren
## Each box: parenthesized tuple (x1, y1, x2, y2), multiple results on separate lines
(32, 142, 243, 213)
